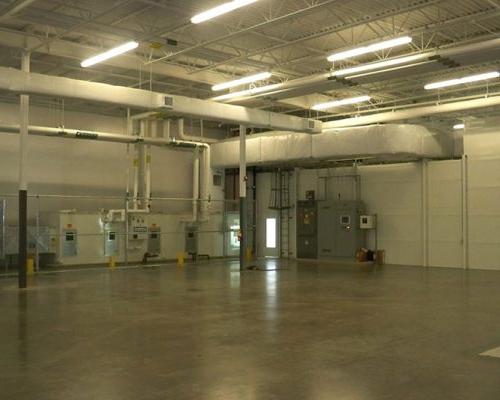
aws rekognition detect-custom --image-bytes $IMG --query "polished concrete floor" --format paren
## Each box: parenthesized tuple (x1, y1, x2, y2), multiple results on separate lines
(1, 259, 500, 400)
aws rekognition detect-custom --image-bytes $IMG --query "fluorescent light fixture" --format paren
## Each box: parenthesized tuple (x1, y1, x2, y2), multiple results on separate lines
(333, 54, 426, 77)
(81, 41, 139, 67)
(453, 123, 465, 130)
(425, 71, 500, 90)
(328, 36, 412, 62)
(191, 0, 259, 24)
(212, 72, 272, 91)
(212, 82, 282, 101)
(312, 95, 371, 111)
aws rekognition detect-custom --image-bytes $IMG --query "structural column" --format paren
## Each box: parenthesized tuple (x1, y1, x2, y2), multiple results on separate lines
(18, 51, 30, 289)
(239, 125, 247, 271)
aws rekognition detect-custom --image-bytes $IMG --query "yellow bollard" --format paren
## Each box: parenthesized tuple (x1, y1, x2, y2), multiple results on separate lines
(108, 256, 116, 270)
(27, 257, 35, 276)
(177, 252, 185, 267)
(246, 248, 253, 262)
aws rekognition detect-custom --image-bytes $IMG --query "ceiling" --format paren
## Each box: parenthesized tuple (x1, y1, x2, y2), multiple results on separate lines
(0, 0, 499, 127)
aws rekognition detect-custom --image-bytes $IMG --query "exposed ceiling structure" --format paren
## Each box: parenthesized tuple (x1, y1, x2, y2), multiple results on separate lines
(0, 0, 499, 127)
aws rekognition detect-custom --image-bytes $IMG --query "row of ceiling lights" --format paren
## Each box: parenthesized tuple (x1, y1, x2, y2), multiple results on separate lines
(77, 0, 496, 130)
(80, 0, 259, 67)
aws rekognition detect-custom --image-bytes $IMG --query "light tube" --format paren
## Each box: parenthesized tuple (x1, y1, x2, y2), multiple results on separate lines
(333, 54, 426, 77)
(453, 123, 465, 130)
(327, 36, 412, 62)
(81, 41, 139, 67)
(211, 82, 282, 101)
(212, 72, 272, 91)
(191, 0, 259, 24)
(425, 72, 500, 90)
(312, 95, 371, 111)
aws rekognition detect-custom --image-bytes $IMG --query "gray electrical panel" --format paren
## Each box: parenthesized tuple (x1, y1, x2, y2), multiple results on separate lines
(185, 226, 198, 255)
(297, 201, 317, 259)
(62, 229, 78, 257)
(148, 226, 161, 254)
(104, 224, 119, 257)
(317, 200, 365, 259)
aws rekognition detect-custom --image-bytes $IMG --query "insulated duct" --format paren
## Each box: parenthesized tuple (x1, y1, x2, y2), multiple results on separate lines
(323, 96, 500, 128)
(0, 67, 322, 133)
(210, 124, 455, 168)
(216, 37, 500, 104)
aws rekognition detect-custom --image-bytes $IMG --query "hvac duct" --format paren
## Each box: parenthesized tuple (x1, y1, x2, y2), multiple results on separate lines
(210, 124, 455, 168)
(0, 67, 321, 133)
(216, 37, 500, 104)
(323, 96, 500, 128)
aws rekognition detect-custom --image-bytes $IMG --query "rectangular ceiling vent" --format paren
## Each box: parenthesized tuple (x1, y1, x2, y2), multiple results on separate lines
(306, 119, 322, 133)
(162, 96, 174, 109)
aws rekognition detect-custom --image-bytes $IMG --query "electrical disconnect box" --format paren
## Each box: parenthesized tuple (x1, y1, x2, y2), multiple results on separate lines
(62, 228, 78, 257)
(148, 225, 161, 254)
(104, 224, 119, 257)
(297, 201, 317, 259)
(360, 215, 377, 230)
(185, 226, 198, 255)
(317, 200, 365, 259)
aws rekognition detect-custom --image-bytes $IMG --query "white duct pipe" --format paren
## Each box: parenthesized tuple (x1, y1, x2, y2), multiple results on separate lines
(0, 67, 321, 133)
(0, 123, 202, 148)
(192, 147, 200, 222)
(0, 122, 212, 221)
(217, 37, 500, 104)
(137, 120, 147, 211)
(200, 145, 211, 221)
(163, 119, 170, 140)
(324, 95, 500, 128)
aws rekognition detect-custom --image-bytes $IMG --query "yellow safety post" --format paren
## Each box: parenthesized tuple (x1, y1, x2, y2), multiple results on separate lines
(108, 256, 116, 270)
(246, 248, 253, 262)
(26, 257, 34, 276)
(177, 252, 185, 267)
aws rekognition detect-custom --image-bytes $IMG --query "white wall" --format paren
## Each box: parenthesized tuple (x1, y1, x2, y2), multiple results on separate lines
(255, 160, 467, 268)
(361, 163, 424, 266)
(427, 160, 463, 268)
(464, 121, 500, 270)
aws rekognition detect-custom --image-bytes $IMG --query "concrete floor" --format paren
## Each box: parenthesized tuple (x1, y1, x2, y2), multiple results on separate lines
(1, 259, 500, 400)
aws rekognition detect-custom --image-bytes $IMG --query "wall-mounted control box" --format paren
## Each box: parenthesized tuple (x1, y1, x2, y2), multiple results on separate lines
(360, 215, 376, 230)
(62, 228, 78, 257)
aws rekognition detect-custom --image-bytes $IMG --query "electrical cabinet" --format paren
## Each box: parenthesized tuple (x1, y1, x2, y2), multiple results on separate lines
(62, 229, 78, 257)
(185, 226, 198, 255)
(317, 200, 365, 258)
(148, 226, 161, 254)
(104, 223, 119, 257)
(296, 201, 317, 259)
